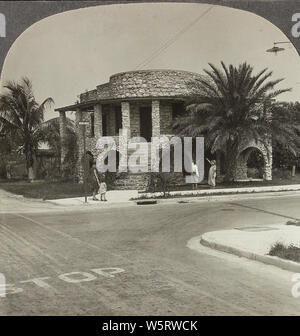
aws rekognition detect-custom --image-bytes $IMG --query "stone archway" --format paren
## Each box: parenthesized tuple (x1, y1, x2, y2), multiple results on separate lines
(235, 142, 272, 181)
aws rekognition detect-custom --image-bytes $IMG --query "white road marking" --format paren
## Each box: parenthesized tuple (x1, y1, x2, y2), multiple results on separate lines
(0, 267, 126, 297)
(20, 277, 52, 289)
(58, 272, 97, 283)
(91, 268, 125, 278)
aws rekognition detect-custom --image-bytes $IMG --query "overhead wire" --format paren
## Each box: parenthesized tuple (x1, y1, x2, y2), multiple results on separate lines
(134, 5, 214, 70)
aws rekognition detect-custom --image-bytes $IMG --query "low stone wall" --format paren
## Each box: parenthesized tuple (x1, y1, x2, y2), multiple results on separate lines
(108, 70, 201, 99)
(81, 69, 202, 102)
(113, 173, 150, 190)
(80, 89, 98, 102)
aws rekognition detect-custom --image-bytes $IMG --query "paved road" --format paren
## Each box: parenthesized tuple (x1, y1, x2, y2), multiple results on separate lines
(1, 193, 300, 315)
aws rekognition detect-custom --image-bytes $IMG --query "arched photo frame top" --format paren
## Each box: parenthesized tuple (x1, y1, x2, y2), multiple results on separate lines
(0, 0, 299, 76)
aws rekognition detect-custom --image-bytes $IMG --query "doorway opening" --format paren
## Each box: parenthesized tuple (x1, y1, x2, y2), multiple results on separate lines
(139, 106, 152, 142)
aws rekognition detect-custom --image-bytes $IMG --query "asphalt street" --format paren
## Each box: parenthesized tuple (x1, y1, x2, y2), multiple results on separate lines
(1, 193, 300, 315)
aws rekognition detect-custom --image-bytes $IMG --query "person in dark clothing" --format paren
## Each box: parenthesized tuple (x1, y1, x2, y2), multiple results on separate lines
(81, 152, 100, 200)
(89, 161, 101, 201)
(85, 151, 94, 169)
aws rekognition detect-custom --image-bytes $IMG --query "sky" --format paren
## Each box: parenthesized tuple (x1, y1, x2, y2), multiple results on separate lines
(1, 2, 300, 120)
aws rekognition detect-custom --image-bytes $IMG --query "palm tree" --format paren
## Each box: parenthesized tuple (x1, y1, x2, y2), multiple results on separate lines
(0, 77, 53, 180)
(40, 117, 77, 177)
(173, 62, 298, 181)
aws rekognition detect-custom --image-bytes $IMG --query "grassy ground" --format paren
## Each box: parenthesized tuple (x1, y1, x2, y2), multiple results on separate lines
(269, 242, 300, 263)
(0, 180, 86, 200)
(166, 174, 300, 192)
(287, 220, 300, 226)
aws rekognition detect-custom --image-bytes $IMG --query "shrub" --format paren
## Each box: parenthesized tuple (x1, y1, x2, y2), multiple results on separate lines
(269, 242, 300, 263)
(0, 161, 7, 179)
(147, 172, 172, 197)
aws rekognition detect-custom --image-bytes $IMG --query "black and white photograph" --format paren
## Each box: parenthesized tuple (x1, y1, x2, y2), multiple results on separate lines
(0, 0, 300, 323)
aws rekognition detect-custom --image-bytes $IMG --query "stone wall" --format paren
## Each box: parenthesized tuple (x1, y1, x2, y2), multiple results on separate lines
(114, 173, 150, 191)
(130, 103, 140, 138)
(96, 83, 111, 100)
(160, 102, 173, 135)
(108, 70, 201, 99)
(80, 89, 97, 103)
(81, 69, 202, 102)
(121, 102, 130, 135)
(75, 100, 180, 182)
(152, 100, 160, 138)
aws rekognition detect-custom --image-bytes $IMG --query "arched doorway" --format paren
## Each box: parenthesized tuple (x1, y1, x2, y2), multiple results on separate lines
(246, 148, 265, 179)
(236, 146, 270, 181)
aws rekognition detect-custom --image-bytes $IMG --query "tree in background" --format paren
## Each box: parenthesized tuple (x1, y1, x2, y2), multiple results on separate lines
(271, 102, 300, 175)
(40, 117, 78, 179)
(0, 77, 53, 180)
(0, 122, 15, 178)
(173, 62, 299, 181)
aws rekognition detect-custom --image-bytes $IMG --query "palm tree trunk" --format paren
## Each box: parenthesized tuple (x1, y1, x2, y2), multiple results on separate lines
(25, 145, 36, 181)
(224, 141, 238, 182)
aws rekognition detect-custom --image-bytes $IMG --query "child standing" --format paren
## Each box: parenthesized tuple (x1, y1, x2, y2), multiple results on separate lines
(99, 178, 107, 202)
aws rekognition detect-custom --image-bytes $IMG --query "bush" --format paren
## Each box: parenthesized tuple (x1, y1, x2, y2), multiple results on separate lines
(286, 220, 300, 226)
(147, 172, 172, 197)
(269, 242, 300, 263)
(0, 160, 7, 179)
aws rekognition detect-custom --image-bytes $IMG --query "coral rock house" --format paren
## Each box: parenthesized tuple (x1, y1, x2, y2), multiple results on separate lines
(56, 69, 202, 189)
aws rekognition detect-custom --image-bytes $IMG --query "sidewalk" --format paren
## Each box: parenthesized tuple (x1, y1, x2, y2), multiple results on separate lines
(1, 184, 300, 213)
(46, 186, 300, 207)
(47, 190, 138, 206)
(201, 224, 300, 273)
(0, 188, 137, 213)
(139, 184, 300, 199)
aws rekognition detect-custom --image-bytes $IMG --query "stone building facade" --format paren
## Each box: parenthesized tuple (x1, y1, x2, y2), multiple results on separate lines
(56, 69, 272, 189)
(56, 69, 203, 188)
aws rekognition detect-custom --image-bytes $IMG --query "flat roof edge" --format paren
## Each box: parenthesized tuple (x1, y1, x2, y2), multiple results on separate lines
(55, 96, 188, 112)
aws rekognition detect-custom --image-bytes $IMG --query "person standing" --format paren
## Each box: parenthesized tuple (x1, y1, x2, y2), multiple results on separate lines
(99, 177, 107, 202)
(191, 160, 200, 190)
(86, 151, 94, 169)
(89, 161, 101, 201)
(207, 159, 217, 187)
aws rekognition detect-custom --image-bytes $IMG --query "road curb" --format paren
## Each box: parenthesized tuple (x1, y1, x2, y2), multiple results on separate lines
(4, 189, 45, 203)
(46, 199, 135, 207)
(200, 234, 300, 273)
(139, 184, 300, 200)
